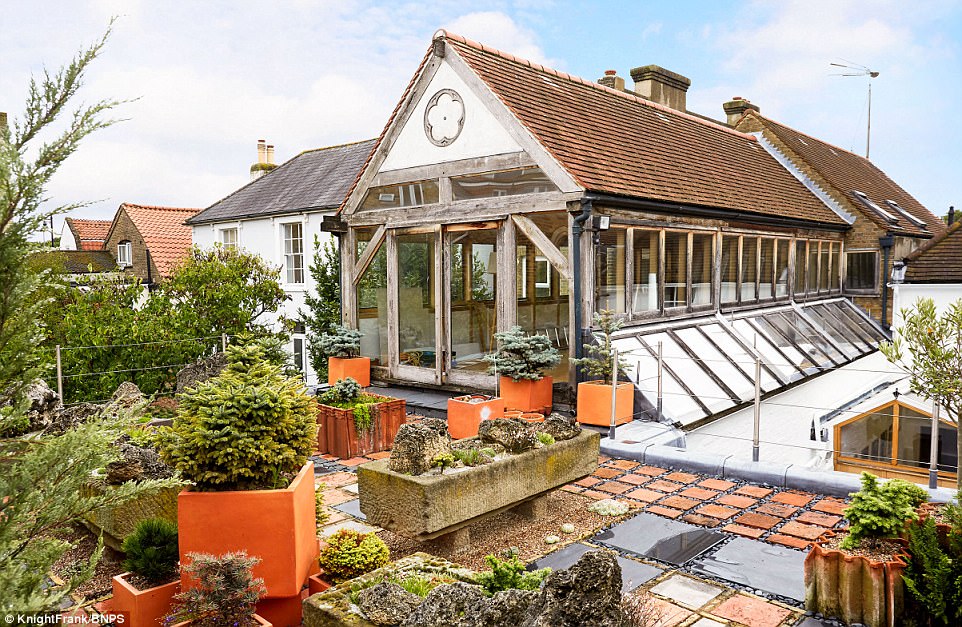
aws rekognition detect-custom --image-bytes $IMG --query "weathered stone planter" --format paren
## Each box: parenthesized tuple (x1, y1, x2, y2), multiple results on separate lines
(82, 483, 180, 551)
(316, 395, 406, 458)
(804, 531, 908, 627)
(357, 430, 599, 540)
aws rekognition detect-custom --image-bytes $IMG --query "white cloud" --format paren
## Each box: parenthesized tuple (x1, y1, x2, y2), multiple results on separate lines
(443, 11, 555, 66)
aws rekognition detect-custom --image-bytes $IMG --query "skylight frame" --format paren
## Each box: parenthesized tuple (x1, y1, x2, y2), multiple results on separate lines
(884, 200, 928, 229)
(851, 190, 900, 225)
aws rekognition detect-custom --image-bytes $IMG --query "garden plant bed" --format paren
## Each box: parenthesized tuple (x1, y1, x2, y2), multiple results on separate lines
(50, 523, 125, 605)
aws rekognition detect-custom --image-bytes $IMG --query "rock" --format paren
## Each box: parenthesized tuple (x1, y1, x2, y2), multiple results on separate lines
(107, 381, 145, 411)
(358, 582, 422, 626)
(388, 423, 452, 476)
(467, 589, 537, 627)
(419, 417, 450, 436)
(401, 582, 485, 627)
(522, 550, 623, 627)
(105, 460, 144, 484)
(560, 523, 575, 534)
(107, 436, 174, 483)
(478, 418, 538, 453)
(1, 379, 61, 432)
(45, 402, 102, 434)
(537, 413, 580, 442)
(176, 352, 227, 392)
(544, 535, 560, 544)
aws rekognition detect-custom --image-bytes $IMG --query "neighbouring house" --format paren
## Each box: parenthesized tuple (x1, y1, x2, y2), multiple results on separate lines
(891, 213, 962, 324)
(326, 30, 942, 431)
(31, 249, 125, 285)
(188, 138, 376, 384)
(103, 203, 200, 284)
(60, 217, 112, 251)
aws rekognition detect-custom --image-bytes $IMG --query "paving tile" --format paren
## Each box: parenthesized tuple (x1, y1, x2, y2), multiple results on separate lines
(528, 543, 662, 592)
(332, 498, 366, 521)
(582, 489, 609, 500)
(575, 476, 602, 487)
(796, 511, 842, 527)
(680, 487, 720, 501)
(683, 513, 721, 528)
(365, 451, 391, 460)
(619, 473, 651, 486)
(339, 456, 368, 467)
(635, 465, 668, 476)
(650, 574, 723, 609)
(661, 495, 700, 510)
(593, 513, 725, 565)
(664, 471, 699, 484)
(593, 467, 623, 480)
(723, 523, 766, 539)
(811, 498, 848, 516)
(599, 455, 612, 463)
(717, 494, 758, 509)
(778, 521, 828, 541)
(696, 504, 739, 520)
(320, 489, 356, 506)
(626, 488, 663, 503)
(560, 484, 584, 493)
(698, 478, 736, 491)
(734, 512, 780, 530)
(711, 594, 792, 627)
(772, 491, 815, 507)
(341, 483, 359, 494)
(598, 481, 634, 495)
(319, 519, 379, 537)
(647, 505, 684, 519)
(607, 459, 640, 471)
(646, 597, 693, 627)
(756, 503, 798, 518)
(647, 479, 684, 493)
(324, 510, 348, 525)
(318, 471, 358, 488)
(735, 485, 773, 498)
(690, 537, 805, 601)
(690, 618, 726, 627)
(767, 534, 812, 550)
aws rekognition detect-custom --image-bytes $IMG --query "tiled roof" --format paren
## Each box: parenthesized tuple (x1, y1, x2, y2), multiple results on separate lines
(65, 218, 111, 249)
(904, 221, 962, 283)
(188, 140, 376, 225)
(119, 204, 199, 278)
(748, 114, 943, 237)
(33, 249, 117, 274)
(437, 32, 846, 226)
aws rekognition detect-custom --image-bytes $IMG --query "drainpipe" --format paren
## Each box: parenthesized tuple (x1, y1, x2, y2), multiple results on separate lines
(145, 248, 154, 291)
(879, 234, 894, 330)
(571, 199, 593, 378)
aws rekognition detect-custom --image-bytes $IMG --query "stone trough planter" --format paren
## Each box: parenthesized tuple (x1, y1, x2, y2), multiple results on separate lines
(357, 430, 599, 541)
(82, 483, 180, 551)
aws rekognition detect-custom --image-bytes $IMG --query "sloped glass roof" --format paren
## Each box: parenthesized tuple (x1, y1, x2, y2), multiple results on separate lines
(611, 298, 887, 427)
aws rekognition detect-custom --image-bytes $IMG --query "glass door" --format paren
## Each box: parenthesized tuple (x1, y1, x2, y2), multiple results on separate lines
(395, 230, 440, 384)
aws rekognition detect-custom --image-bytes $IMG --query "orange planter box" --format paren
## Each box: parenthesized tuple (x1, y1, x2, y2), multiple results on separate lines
(446, 395, 505, 439)
(576, 380, 633, 426)
(256, 593, 307, 627)
(328, 357, 371, 387)
(172, 615, 271, 627)
(177, 462, 318, 599)
(110, 573, 179, 627)
(316, 396, 406, 458)
(307, 573, 332, 595)
(500, 376, 553, 415)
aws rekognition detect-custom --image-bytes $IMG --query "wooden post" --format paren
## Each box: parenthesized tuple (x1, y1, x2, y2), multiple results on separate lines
(55, 344, 63, 406)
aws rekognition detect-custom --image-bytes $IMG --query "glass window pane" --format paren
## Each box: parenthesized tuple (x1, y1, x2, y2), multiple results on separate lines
(451, 167, 558, 200)
(772, 311, 843, 366)
(829, 243, 840, 290)
(595, 229, 626, 313)
(776, 240, 790, 298)
(819, 243, 830, 292)
(639, 333, 709, 424)
(807, 241, 818, 293)
(751, 315, 814, 371)
(731, 318, 798, 382)
(632, 229, 660, 314)
(692, 233, 713, 307)
(802, 305, 867, 357)
(845, 251, 878, 291)
(840, 406, 894, 462)
(701, 323, 779, 392)
(450, 229, 497, 372)
(759, 238, 774, 299)
(397, 232, 436, 369)
(356, 229, 388, 367)
(614, 336, 659, 421)
(664, 232, 688, 308)
(675, 327, 754, 400)
(721, 235, 738, 305)
(897, 406, 959, 472)
(794, 240, 806, 296)
(361, 180, 440, 211)
(655, 332, 735, 414)
(741, 237, 758, 301)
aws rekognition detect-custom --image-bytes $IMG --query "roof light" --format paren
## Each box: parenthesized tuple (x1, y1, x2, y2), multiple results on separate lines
(884, 200, 927, 229)
(852, 190, 899, 224)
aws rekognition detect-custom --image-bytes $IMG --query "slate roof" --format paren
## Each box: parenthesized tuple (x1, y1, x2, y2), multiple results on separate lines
(115, 204, 199, 278)
(65, 217, 111, 250)
(188, 140, 376, 226)
(904, 221, 962, 283)
(747, 114, 943, 237)
(34, 249, 117, 274)
(433, 32, 846, 226)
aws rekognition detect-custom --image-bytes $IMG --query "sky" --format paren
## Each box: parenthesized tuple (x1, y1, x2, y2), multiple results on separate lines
(4, 0, 961, 235)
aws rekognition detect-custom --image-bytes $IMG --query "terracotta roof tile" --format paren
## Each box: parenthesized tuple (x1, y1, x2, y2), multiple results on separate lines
(904, 221, 962, 283)
(120, 204, 199, 278)
(65, 218, 111, 248)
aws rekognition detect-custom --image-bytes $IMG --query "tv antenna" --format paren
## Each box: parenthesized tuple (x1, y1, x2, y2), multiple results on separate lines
(830, 60, 879, 159)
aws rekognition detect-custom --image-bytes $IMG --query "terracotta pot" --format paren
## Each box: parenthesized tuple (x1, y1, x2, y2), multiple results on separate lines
(446, 395, 504, 439)
(520, 413, 544, 423)
(256, 594, 305, 627)
(316, 395, 406, 458)
(503, 410, 523, 419)
(576, 381, 633, 426)
(499, 376, 553, 415)
(307, 573, 332, 595)
(804, 531, 908, 627)
(328, 356, 371, 387)
(171, 614, 271, 627)
(177, 462, 319, 599)
(111, 572, 179, 627)
(917, 502, 952, 549)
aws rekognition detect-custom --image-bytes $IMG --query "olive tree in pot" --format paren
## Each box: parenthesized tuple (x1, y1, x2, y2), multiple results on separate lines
(165, 551, 270, 627)
(484, 326, 560, 416)
(571, 310, 632, 426)
(319, 324, 369, 386)
(804, 472, 928, 627)
(111, 518, 180, 627)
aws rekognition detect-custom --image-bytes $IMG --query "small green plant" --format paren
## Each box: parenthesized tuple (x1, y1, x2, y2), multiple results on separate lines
(120, 518, 179, 586)
(315, 485, 330, 527)
(536, 432, 555, 446)
(475, 548, 550, 595)
(841, 472, 929, 550)
(431, 452, 456, 474)
(318, 529, 390, 582)
(165, 551, 266, 627)
(453, 448, 491, 467)
(571, 310, 629, 384)
(903, 515, 962, 625)
(321, 377, 362, 404)
(319, 324, 362, 359)
(318, 378, 383, 432)
(484, 326, 560, 381)
(479, 447, 497, 458)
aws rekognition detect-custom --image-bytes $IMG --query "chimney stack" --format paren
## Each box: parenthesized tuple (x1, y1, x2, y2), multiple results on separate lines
(630, 65, 691, 112)
(256, 139, 267, 164)
(250, 139, 276, 180)
(598, 69, 626, 91)
(948, 206, 955, 226)
(266, 144, 275, 165)
(722, 97, 760, 126)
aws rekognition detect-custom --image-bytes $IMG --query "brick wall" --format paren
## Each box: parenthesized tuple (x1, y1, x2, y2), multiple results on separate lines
(104, 209, 158, 283)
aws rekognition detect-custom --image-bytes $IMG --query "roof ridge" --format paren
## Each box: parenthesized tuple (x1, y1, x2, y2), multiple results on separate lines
(121, 203, 200, 213)
(297, 138, 377, 157)
(905, 219, 962, 262)
(757, 113, 871, 163)
(436, 29, 756, 142)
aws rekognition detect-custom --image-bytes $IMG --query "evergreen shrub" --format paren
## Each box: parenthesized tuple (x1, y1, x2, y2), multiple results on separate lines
(484, 326, 560, 381)
(475, 548, 550, 595)
(318, 325, 362, 359)
(841, 472, 928, 549)
(317, 377, 384, 433)
(121, 518, 179, 586)
(571, 310, 629, 384)
(165, 551, 265, 627)
(318, 529, 389, 582)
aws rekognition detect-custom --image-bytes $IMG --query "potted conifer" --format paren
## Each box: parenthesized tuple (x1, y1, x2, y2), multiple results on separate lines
(315, 378, 406, 458)
(484, 326, 560, 416)
(572, 310, 633, 426)
(319, 324, 370, 387)
(111, 518, 180, 627)
(165, 551, 270, 627)
(804, 472, 928, 627)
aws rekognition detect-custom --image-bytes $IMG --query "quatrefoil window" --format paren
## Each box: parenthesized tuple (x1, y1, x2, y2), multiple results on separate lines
(423, 89, 465, 147)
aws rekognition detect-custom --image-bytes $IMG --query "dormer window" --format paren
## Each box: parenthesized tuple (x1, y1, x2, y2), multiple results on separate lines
(117, 240, 132, 267)
(852, 190, 899, 225)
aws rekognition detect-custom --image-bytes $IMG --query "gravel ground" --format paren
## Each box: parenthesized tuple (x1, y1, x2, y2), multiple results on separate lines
(377, 490, 633, 571)
(50, 524, 125, 604)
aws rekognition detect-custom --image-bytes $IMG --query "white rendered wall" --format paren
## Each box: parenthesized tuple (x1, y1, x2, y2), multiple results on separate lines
(60, 225, 77, 250)
(892, 283, 962, 329)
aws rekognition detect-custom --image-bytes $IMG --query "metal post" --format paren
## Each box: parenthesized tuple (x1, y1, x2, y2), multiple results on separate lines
(752, 356, 761, 462)
(929, 400, 941, 489)
(222, 333, 228, 352)
(55, 344, 63, 406)
(608, 347, 619, 440)
(656, 341, 663, 417)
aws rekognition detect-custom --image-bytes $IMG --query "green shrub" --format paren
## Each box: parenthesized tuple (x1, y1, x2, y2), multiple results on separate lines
(571, 310, 629, 384)
(165, 551, 265, 627)
(475, 548, 550, 595)
(841, 472, 927, 549)
(431, 452, 456, 474)
(121, 518, 179, 586)
(484, 326, 560, 381)
(453, 448, 492, 467)
(318, 378, 384, 432)
(158, 343, 317, 491)
(536, 432, 555, 446)
(315, 485, 329, 527)
(903, 516, 962, 625)
(318, 529, 390, 582)
(318, 325, 362, 359)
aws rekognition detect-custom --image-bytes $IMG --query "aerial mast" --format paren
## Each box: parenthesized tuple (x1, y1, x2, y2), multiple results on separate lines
(830, 61, 880, 159)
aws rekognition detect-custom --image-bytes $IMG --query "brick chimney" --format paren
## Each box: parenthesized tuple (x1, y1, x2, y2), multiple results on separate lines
(630, 65, 691, 112)
(723, 97, 760, 126)
(250, 139, 276, 180)
(598, 69, 625, 91)
(266, 144, 275, 165)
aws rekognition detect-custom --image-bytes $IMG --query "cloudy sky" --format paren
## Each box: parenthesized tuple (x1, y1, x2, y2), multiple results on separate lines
(4, 0, 960, 234)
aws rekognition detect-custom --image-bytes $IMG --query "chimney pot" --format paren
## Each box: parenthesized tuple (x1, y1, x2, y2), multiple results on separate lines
(605, 69, 617, 76)
(949, 206, 955, 225)
(630, 64, 691, 112)
(722, 97, 760, 126)
(266, 145, 275, 165)
(598, 70, 626, 92)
